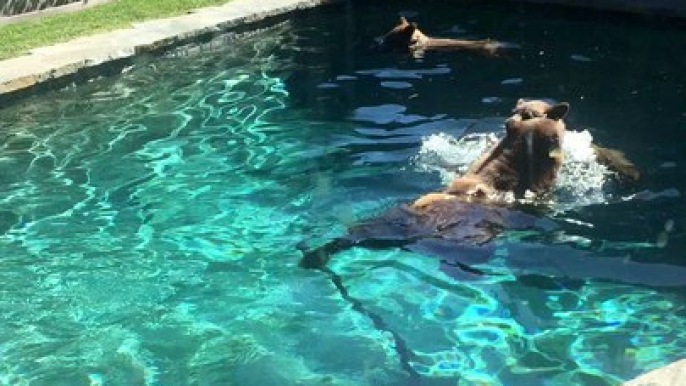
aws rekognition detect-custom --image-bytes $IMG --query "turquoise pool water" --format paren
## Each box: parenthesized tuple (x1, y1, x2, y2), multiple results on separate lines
(1, 2, 685, 385)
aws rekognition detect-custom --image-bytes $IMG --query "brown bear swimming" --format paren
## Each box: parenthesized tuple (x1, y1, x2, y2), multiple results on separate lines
(411, 101, 570, 210)
(380, 17, 506, 57)
(512, 98, 640, 182)
(300, 101, 569, 274)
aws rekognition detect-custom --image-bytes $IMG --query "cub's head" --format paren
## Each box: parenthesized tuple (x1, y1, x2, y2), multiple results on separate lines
(380, 17, 422, 51)
(512, 98, 570, 121)
(502, 100, 569, 195)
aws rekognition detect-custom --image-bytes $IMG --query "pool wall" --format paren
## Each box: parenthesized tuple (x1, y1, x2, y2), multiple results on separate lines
(516, 0, 686, 19)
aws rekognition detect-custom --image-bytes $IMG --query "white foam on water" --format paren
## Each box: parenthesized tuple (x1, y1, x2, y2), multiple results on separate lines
(413, 132, 498, 182)
(413, 130, 612, 212)
(556, 130, 612, 210)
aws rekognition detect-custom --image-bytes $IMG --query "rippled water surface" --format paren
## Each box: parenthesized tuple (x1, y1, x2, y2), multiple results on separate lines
(1, 2, 685, 385)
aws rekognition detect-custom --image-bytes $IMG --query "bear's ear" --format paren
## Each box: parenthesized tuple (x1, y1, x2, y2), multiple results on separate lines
(546, 102, 570, 120)
(398, 16, 409, 26)
(514, 98, 526, 109)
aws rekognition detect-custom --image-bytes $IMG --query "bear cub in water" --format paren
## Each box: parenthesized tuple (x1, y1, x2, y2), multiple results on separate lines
(380, 16, 506, 56)
(413, 100, 571, 209)
(511, 98, 640, 182)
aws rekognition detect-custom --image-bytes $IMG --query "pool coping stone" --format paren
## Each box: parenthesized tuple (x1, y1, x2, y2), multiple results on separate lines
(0, 0, 343, 99)
(622, 358, 686, 386)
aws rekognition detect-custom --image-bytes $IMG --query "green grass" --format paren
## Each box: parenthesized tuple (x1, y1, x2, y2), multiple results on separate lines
(0, 0, 238, 60)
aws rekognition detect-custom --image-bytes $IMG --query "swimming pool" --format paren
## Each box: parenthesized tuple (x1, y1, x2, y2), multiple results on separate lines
(0, 1, 684, 385)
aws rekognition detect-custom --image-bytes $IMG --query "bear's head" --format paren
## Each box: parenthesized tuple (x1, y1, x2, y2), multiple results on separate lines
(380, 17, 423, 51)
(511, 98, 569, 121)
(467, 100, 570, 197)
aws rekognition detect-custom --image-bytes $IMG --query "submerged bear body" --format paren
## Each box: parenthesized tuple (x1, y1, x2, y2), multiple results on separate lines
(299, 197, 551, 277)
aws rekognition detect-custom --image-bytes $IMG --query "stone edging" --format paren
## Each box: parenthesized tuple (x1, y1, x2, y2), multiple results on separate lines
(0, 0, 342, 99)
(622, 358, 686, 386)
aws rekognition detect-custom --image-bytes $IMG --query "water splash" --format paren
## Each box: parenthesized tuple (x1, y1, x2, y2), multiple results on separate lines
(413, 129, 612, 211)
(413, 132, 498, 181)
(556, 130, 612, 210)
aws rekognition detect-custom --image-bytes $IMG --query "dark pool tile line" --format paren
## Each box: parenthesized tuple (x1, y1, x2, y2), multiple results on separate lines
(516, 0, 686, 20)
(0, 0, 344, 106)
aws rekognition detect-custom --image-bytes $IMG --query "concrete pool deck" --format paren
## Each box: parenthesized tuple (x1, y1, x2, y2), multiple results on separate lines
(0, 0, 342, 99)
(623, 358, 686, 386)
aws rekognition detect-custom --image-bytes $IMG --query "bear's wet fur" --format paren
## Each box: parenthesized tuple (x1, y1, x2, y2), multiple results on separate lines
(463, 103, 569, 195)
(380, 17, 505, 56)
